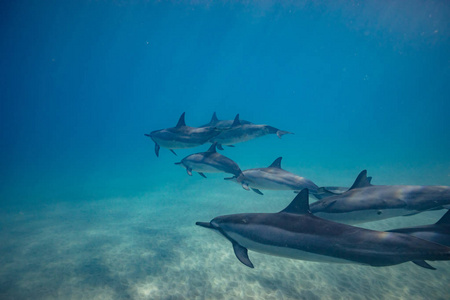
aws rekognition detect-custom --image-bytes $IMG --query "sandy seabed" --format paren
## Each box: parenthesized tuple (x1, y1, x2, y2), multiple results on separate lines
(1, 178, 449, 300)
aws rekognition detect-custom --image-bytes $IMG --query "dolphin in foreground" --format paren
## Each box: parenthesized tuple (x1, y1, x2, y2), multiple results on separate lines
(388, 210, 450, 247)
(175, 143, 242, 178)
(209, 114, 292, 149)
(196, 189, 450, 269)
(224, 157, 319, 195)
(144, 112, 221, 157)
(200, 112, 252, 129)
(309, 170, 450, 224)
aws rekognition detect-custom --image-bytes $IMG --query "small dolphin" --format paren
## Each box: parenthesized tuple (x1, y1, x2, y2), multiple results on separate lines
(145, 112, 221, 157)
(200, 112, 252, 129)
(388, 210, 450, 247)
(309, 170, 450, 224)
(196, 189, 450, 269)
(175, 143, 242, 178)
(209, 114, 292, 149)
(225, 157, 319, 195)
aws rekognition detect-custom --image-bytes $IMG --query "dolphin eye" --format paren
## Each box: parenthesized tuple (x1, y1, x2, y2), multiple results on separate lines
(377, 210, 382, 215)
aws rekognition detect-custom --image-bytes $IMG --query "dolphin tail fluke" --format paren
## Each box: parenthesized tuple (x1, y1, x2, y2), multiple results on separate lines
(170, 149, 178, 156)
(217, 144, 224, 150)
(233, 243, 254, 268)
(276, 130, 293, 138)
(198, 172, 207, 178)
(412, 260, 436, 270)
(154, 143, 160, 157)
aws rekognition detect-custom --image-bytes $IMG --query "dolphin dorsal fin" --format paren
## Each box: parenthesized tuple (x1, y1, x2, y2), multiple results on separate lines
(210, 112, 219, 124)
(176, 112, 186, 127)
(348, 170, 372, 191)
(207, 142, 217, 153)
(280, 189, 310, 214)
(231, 114, 241, 127)
(436, 210, 450, 225)
(269, 157, 282, 169)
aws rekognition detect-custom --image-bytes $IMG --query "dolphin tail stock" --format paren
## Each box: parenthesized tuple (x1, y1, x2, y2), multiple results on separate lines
(312, 187, 341, 200)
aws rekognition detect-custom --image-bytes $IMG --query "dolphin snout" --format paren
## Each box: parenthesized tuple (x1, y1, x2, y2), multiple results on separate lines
(196, 222, 215, 229)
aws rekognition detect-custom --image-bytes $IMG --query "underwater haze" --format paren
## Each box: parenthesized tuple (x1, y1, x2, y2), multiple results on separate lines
(1, 0, 450, 299)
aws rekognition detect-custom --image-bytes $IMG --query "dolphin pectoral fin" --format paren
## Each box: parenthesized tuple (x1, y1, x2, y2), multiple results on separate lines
(198, 172, 207, 178)
(187, 168, 193, 176)
(224, 176, 236, 180)
(232, 243, 254, 268)
(217, 144, 224, 150)
(242, 183, 250, 191)
(226, 145, 235, 147)
(170, 149, 178, 156)
(276, 130, 292, 138)
(154, 143, 160, 157)
(412, 260, 436, 270)
(251, 188, 264, 195)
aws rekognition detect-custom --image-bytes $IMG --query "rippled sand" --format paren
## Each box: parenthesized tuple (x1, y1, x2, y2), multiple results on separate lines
(1, 177, 449, 300)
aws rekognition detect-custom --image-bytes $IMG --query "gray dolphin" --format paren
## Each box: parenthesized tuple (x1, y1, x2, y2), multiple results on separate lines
(174, 143, 242, 178)
(309, 170, 450, 224)
(196, 189, 450, 269)
(200, 112, 252, 129)
(388, 210, 450, 247)
(225, 157, 319, 195)
(209, 114, 292, 149)
(145, 112, 221, 157)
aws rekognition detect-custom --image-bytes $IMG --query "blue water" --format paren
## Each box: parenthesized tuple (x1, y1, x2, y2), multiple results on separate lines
(1, 1, 450, 299)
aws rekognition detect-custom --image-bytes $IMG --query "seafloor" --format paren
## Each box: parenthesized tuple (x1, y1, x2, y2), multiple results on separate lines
(1, 169, 449, 300)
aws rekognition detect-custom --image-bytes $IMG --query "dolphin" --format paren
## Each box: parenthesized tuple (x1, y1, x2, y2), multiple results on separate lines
(174, 143, 242, 178)
(209, 114, 292, 149)
(200, 112, 252, 129)
(224, 157, 319, 195)
(388, 210, 450, 247)
(309, 170, 450, 224)
(144, 112, 221, 157)
(196, 189, 450, 269)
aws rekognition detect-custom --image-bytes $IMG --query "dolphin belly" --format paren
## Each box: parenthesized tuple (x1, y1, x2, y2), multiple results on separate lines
(152, 137, 201, 149)
(186, 162, 226, 173)
(227, 232, 355, 264)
